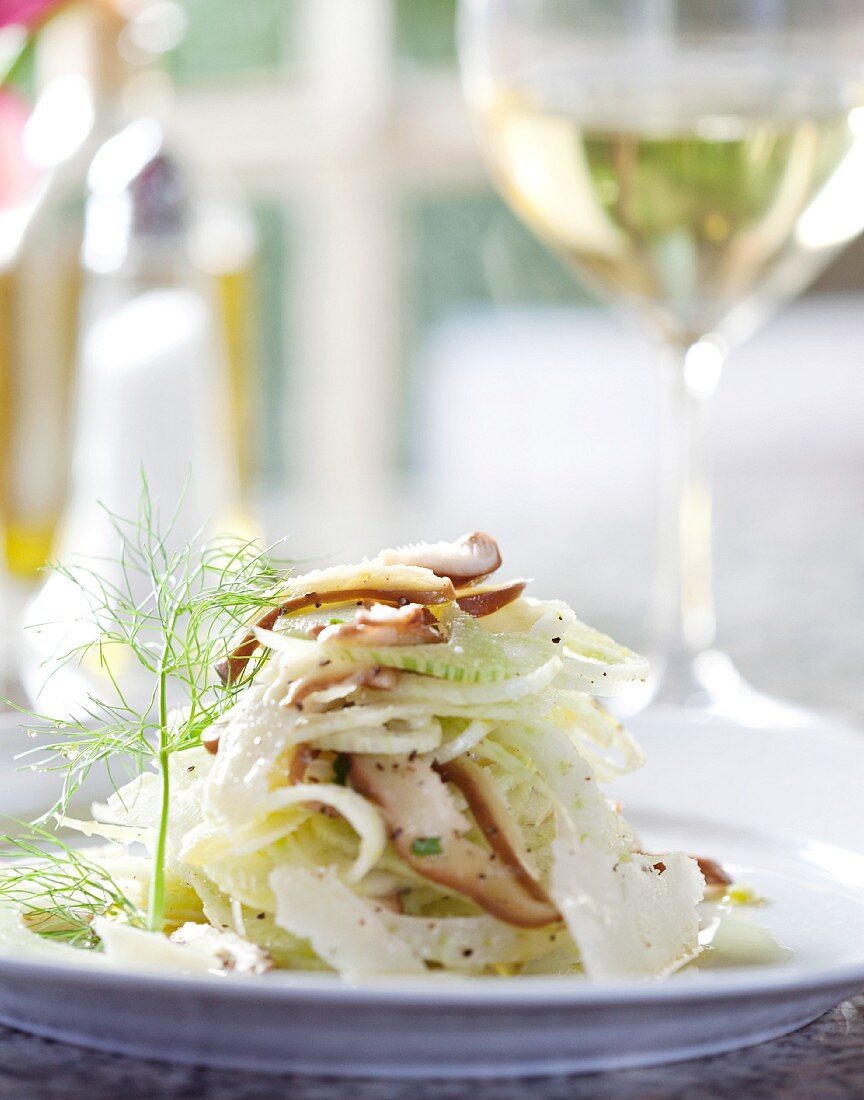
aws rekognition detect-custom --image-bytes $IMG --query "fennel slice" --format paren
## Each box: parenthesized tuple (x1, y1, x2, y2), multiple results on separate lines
(323, 613, 558, 684)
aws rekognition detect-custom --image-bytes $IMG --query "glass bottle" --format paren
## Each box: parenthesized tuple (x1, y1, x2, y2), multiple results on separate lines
(18, 1, 258, 718)
(0, 0, 258, 582)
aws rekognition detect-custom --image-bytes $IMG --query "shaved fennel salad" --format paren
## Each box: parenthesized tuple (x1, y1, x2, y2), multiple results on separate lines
(1, 519, 727, 980)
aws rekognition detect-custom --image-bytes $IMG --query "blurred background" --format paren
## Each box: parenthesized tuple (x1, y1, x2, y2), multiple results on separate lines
(0, 0, 862, 723)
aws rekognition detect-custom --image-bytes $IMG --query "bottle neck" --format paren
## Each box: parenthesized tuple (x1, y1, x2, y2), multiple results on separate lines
(89, 3, 149, 133)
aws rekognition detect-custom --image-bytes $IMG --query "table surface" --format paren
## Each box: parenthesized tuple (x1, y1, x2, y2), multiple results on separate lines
(1, 299, 863, 1095)
(1, 996, 864, 1099)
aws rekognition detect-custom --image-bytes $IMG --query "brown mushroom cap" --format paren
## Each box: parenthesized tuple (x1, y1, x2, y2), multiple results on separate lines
(202, 725, 222, 756)
(455, 578, 527, 619)
(696, 855, 733, 892)
(376, 532, 502, 587)
(350, 755, 559, 929)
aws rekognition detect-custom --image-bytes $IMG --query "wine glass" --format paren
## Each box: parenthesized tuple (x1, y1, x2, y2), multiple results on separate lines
(459, 0, 864, 723)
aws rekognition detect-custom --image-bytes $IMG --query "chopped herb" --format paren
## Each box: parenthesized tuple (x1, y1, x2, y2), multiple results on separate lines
(332, 753, 351, 786)
(328, 617, 344, 625)
(411, 836, 442, 857)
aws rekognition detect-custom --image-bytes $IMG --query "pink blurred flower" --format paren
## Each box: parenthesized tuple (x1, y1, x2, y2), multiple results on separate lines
(0, 0, 62, 31)
(0, 86, 38, 204)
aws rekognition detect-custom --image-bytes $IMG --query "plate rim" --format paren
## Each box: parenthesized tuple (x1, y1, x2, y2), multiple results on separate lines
(0, 948, 863, 1006)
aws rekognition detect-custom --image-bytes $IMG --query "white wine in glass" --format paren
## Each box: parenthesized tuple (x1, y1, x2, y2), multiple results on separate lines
(460, 1, 864, 721)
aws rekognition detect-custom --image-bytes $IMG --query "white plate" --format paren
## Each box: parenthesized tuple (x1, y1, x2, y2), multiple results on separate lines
(0, 710, 863, 1078)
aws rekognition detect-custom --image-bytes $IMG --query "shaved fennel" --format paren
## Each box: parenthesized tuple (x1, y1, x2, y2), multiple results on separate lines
(1, 517, 708, 982)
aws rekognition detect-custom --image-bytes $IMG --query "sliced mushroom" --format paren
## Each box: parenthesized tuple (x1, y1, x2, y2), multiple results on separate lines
(287, 744, 319, 784)
(350, 755, 559, 929)
(282, 664, 401, 711)
(376, 532, 502, 587)
(315, 604, 444, 648)
(455, 578, 528, 619)
(216, 579, 454, 685)
(281, 769, 341, 817)
(435, 756, 549, 905)
(201, 719, 226, 756)
(696, 855, 733, 897)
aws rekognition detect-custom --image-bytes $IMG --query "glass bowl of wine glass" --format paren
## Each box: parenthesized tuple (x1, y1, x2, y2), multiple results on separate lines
(459, 0, 864, 724)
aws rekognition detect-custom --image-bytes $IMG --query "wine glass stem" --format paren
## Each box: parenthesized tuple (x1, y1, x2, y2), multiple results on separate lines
(653, 341, 723, 698)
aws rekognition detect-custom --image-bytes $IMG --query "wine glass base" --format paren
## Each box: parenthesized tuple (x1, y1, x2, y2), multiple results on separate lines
(618, 648, 818, 729)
